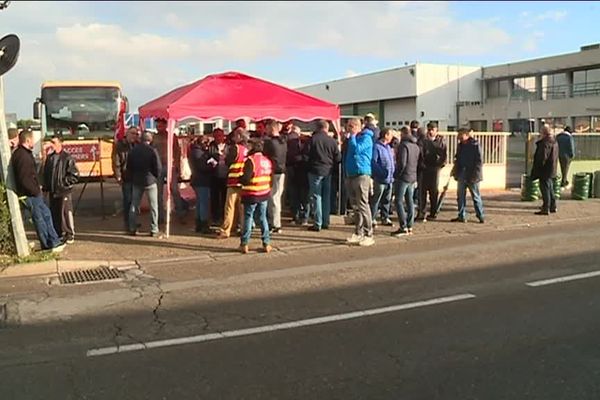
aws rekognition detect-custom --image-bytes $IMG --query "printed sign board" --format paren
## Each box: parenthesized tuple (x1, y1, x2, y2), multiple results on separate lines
(63, 142, 100, 162)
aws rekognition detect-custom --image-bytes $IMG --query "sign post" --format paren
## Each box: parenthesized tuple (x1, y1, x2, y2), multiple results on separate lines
(0, 77, 29, 257)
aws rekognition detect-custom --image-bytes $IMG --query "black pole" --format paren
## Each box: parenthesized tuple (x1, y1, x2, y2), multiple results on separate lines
(74, 157, 97, 215)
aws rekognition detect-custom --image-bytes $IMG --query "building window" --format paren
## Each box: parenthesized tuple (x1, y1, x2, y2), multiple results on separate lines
(487, 79, 510, 98)
(511, 76, 537, 99)
(385, 121, 391, 126)
(574, 116, 591, 133)
(404, 121, 410, 125)
(573, 68, 600, 97)
(541, 73, 568, 99)
(592, 116, 600, 133)
(509, 119, 534, 134)
(391, 121, 397, 126)
(340, 104, 354, 116)
(470, 120, 488, 132)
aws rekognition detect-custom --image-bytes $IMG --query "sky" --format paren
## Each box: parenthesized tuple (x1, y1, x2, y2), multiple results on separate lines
(1, 1, 597, 118)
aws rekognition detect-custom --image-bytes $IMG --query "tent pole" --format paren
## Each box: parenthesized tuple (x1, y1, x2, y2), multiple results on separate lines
(166, 118, 175, 238)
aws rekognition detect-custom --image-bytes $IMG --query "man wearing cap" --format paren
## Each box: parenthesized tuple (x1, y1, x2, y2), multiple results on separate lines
(364, 113, 381, 138)
(42, 134, 80, 244)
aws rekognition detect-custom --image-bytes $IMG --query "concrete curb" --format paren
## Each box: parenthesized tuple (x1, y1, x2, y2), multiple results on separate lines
(0, 259, 137, 280)
(3, 212, 600, 280)
(0, 260, 57, 279)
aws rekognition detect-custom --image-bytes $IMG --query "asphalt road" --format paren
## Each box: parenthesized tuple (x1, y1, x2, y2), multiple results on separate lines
(2, 223, 600, 399)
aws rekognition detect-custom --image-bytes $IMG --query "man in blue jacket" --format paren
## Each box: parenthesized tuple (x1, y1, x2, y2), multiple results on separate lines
(452, 128, 485, 223)
(370, 128, 395, 228)
(555, 126, 575, 188)
(345, 118, 374, 246)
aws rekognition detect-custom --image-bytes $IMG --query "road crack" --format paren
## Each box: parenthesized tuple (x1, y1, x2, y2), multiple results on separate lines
(152, 292, 166, 335)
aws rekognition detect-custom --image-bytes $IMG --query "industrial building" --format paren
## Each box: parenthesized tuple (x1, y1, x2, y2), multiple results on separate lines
(298, 44, 600, 134)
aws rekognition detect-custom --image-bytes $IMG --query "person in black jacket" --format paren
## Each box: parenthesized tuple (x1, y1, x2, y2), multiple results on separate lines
(208, 128, 228, 225)
(391, 127, 421, 236)
(263, 120, 287, 233)
(286, 124, 310, 225)
(531, 125, 559, 215)
(452, 128, 485, 223)
(127, 131, 162, 237)
(112, 127, 140, 229)
(303, 119, 341, 232)
(42, 134, 79, 243)
(189, 136, 216, 233)
(11, 130, 65, 252)
(417, 122, 447, 221)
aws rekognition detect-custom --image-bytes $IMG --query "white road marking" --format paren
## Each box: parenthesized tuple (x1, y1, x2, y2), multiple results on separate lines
(526, 270, 600, 287)
(87, 293, 476, 357)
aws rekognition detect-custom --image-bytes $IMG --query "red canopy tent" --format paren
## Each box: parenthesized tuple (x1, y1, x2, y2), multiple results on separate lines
(138, 71, 340, 237)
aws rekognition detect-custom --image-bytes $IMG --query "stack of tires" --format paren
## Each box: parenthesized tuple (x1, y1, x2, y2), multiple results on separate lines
(521, 174, 540, 201)
(594, 171, 600, 198)
(572, 173, 592, 200)
(553, 175, 562, 200)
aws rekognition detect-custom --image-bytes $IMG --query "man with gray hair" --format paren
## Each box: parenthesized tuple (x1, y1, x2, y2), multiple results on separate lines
(126, 131, 162, 237)
(112, 126, 140, 229)
(531, 125, 559, 215)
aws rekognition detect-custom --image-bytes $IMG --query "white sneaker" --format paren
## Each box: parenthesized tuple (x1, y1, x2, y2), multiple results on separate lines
(358, 236, 375, 247)
(51, 243, 66, 253)
(346, 233, 363, 244)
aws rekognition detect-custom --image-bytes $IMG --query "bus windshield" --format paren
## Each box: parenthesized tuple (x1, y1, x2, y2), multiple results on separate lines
(42, 86, 120, 138)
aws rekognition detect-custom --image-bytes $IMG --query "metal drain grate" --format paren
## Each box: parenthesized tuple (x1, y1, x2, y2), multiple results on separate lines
(59, 266, 124, 285)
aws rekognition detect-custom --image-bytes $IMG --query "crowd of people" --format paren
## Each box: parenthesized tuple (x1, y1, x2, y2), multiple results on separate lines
(9, 114, 569, 255)
(109, 115, 488, 253)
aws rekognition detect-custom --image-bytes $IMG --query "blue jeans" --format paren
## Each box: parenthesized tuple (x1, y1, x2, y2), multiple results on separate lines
(394, 180, 415, 230)
(370, 182, 392, 221)
(121, 182, 133, 226)
(241, 201, 270, 246)
(193, 185, 211, 222)
(130, 183, 159, 233)
(457, 180, 485, 220)
(25, 195, 62, 250)
(308, 173, 331, 229)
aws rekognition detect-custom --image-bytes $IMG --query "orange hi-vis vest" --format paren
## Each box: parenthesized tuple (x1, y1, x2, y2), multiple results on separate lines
(241, 153, 273, 199)
(227, 144, 248, 187)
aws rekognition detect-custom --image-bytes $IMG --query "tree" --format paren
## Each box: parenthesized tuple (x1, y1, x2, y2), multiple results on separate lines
(17, 119, 35, 129)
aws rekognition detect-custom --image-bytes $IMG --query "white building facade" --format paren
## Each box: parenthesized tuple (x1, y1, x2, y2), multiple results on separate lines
(297, 45, 600, 135)
(298, 63, 481, 131)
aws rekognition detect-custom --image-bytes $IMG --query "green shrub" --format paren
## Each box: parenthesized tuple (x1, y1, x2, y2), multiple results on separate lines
(0, 181, 16, 256)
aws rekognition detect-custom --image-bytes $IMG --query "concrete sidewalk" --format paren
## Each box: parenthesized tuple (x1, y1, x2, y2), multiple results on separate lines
(2, 189, 600, 280)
